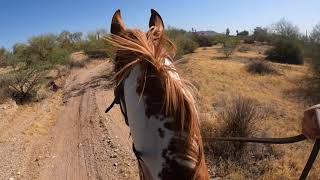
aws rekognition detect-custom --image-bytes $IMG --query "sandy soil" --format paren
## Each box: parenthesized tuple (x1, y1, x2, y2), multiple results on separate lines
(0, 60, 138, 180)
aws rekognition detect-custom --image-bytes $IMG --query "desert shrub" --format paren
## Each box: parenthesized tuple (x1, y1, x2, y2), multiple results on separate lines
(27, 34, 57, 64)
(243, 36, 255, 44)
(12, 34, 72, 67)
(312, 47, 320, 72)
(2, 65, 46, 104)
(246, 60, 278, 75)
(309, 23, 320, 72)
(0, 48, 18, 68)
(236, 30, 249, 36)
(210, 34, 228, 45)
(49, 47, 71, 65)
(191, 34, 213, 47)
(83, 30, 112, 58)
(212, 96, 259, 159)
(253, 27, 270, 42)
(220, 96, 258, 141)
(271, 19, 300, 39)
(266, 38, 303, 65)
(166, 28, 199, 59)
(238, 45, 250, 52)
(57, 31, 83, 51)
(174, 36, 199, 58)
(222, 38, 239, 58)
(311, 23, 320, 43)
(0, 48, 10, 67)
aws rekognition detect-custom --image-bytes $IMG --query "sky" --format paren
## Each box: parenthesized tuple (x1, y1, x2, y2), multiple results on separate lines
(1, 0, 320, 49)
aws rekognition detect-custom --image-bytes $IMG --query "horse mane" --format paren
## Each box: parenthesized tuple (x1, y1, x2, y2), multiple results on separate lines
(105, 27, 200, 133)
(105, 27, 206, 178)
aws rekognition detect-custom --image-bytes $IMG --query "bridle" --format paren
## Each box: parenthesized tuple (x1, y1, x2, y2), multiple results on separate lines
(105, 82, 128, 126)
(105, 82, 158, 179)
(105, 84, 319, 180)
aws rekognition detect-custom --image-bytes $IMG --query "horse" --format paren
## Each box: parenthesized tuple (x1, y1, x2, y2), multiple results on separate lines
(105, 9, 209, 180)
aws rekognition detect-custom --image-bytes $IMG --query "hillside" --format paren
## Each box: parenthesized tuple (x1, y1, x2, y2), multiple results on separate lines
(176, 44, 319, 179)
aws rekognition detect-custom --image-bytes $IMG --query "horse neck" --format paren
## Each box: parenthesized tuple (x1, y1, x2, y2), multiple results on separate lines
(121, 61, 209, 180)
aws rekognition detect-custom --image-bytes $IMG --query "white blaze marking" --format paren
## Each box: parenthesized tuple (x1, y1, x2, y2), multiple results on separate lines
(124, 64, 174, 179)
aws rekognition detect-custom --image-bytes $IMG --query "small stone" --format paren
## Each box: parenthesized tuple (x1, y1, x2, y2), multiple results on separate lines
(16, 171, 21, 175)
(110, 154, 117, 158)
(8, 177, 15, 180)
(113, 163, 118, 166)
(124, 173, 128, 177)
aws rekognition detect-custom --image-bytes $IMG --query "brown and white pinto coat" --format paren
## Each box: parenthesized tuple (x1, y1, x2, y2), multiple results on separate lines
(107, 9, 209, 180)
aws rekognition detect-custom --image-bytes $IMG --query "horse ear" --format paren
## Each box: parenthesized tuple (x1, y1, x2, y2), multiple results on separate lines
(149, 9, 164, 33)
(111, 9, 126, 35)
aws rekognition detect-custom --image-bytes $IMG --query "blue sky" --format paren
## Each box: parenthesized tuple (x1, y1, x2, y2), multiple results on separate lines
(1, 0, 319, 49)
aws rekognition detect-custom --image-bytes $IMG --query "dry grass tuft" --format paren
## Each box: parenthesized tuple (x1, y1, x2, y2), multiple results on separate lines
(246, 60, 278, 75)
(207, 96, 261, 160)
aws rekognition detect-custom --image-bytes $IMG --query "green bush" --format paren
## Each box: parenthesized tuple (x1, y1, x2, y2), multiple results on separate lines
(1, 65, 46, 104)
(310, 43, 320, 73)
(83, 31, 112, 58)
(266, 38, 303, 65)
(272, 19, 300, 39)
(253, 27, 270, 42)
(174, 35, 199, 59)
(0, 48, 10, 67)
(191, 34, 213, 47)
(165, 28, 199, 59)
(222, 38, 239, 58)
(243, 36, 255, 44)
(236, 30, 249, 36)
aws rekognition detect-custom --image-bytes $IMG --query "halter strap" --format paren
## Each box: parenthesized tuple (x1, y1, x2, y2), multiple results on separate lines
(105, 82, 146, 161)
(105, 82, 129, 126)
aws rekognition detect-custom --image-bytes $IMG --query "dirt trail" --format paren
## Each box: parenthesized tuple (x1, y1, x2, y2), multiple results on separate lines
(0, 60, 138, 180)
(38, 60, 138, 180)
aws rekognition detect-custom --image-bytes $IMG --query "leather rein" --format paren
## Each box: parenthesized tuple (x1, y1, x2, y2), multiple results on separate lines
(206, 135, 319, 180)
(105, 84, 319, 180)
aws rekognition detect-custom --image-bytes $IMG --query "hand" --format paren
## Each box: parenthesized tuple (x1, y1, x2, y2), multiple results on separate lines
(302, 104, 320, 140)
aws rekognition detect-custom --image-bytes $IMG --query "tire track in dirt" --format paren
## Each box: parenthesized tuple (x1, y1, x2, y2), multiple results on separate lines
(38, 61, 138, 180)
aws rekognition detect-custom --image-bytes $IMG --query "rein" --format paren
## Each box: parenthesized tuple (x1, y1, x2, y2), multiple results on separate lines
(207, 135, 319, 180)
